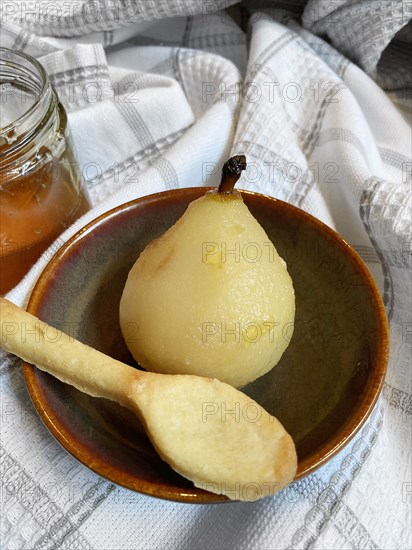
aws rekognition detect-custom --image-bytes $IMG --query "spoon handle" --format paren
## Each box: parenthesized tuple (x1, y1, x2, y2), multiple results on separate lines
(0, 297, 141, 408)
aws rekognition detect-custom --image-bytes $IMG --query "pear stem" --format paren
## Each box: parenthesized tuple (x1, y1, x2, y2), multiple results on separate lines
(218, 155, 247, 194)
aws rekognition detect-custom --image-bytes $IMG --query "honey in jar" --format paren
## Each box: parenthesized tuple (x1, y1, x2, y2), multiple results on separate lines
(0, 48, 91, 294)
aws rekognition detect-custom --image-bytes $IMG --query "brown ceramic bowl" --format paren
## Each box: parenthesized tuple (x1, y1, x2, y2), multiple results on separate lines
(24, 188, 389, 503)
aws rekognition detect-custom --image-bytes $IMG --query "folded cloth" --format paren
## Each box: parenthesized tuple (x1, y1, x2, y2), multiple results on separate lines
(1, 1, 411, 549)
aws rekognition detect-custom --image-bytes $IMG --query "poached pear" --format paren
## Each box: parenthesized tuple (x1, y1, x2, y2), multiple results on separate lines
(120, 156, 295, 387)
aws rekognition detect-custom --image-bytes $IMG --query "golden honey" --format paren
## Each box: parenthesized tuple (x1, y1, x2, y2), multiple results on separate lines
(0, 48, 90, 294)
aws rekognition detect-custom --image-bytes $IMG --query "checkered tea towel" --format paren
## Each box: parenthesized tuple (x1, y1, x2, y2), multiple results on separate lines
(1, 1, 411, 549)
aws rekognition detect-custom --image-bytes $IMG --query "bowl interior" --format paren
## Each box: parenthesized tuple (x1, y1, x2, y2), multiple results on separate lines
(24, 188, 388, 503)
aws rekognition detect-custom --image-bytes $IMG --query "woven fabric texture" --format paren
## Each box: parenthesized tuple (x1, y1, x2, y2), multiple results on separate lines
(1, 1, 411, 549)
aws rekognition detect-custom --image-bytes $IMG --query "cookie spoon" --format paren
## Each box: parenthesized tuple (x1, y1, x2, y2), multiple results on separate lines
(0, 297, 297, 501)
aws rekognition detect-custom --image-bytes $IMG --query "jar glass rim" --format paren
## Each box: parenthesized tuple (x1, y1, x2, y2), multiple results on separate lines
(0, 47, 51, 138)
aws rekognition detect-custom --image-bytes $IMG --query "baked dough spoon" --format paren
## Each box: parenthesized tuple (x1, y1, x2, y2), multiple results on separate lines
(0, 297, 297, 501)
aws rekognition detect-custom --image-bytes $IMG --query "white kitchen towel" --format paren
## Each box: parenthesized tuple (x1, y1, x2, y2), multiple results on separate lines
(1, 1, 411, 549)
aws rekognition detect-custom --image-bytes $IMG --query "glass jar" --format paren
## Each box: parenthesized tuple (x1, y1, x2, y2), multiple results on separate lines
(0, 48, 91, 294)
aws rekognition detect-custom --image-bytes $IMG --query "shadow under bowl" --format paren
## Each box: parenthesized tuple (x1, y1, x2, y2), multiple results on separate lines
(23, 188, 389, 503)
